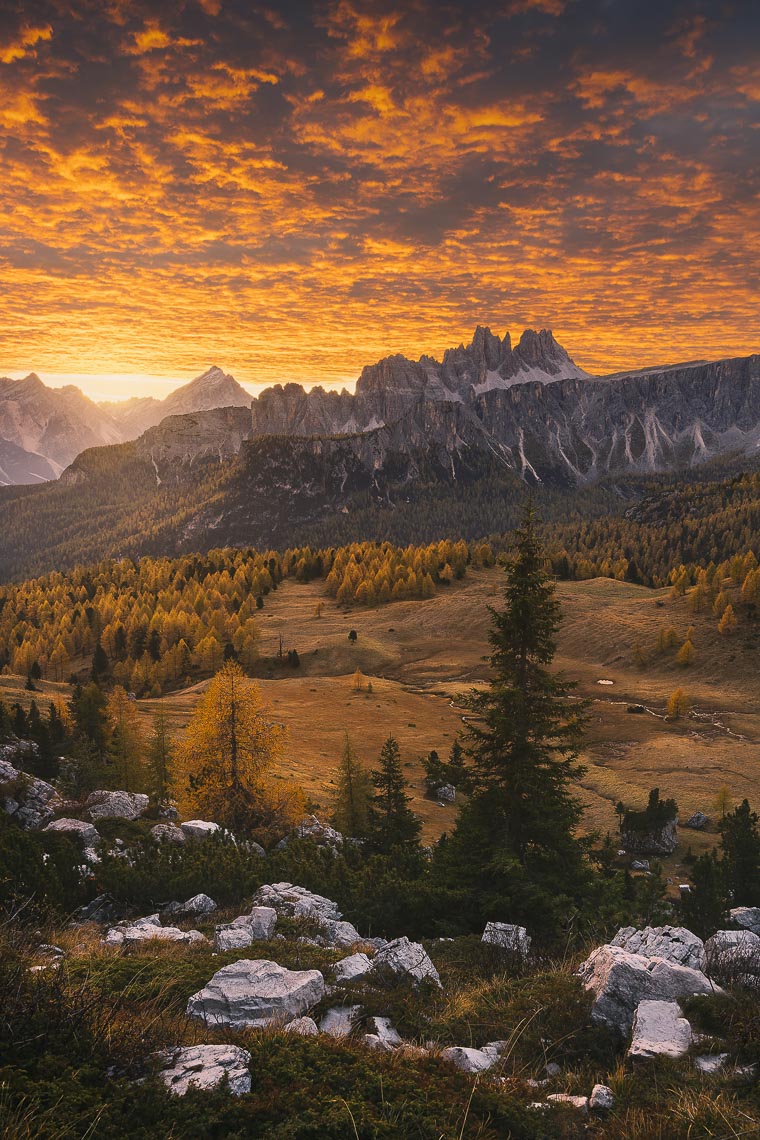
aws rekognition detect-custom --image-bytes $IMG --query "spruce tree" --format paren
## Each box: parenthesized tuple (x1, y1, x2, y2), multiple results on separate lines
(368, 735, 421, 855)
(147, 704, 174, 804)
(720, 799, 760, 906)
(439, 505, 590, 933)
(332, 733, 372, 837)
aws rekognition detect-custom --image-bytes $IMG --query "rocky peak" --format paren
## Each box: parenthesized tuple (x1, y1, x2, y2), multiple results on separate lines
(508, 328, 588, 380)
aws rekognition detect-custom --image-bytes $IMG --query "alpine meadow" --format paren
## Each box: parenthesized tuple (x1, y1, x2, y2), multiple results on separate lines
(1, 2, 759, 1138)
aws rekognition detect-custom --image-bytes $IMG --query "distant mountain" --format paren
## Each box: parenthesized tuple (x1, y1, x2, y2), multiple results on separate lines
(0, 437, 61, 485)
(0, 373, 122, 470)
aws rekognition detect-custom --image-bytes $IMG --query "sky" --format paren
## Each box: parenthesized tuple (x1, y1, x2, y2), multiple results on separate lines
(0, 0, 758, 401)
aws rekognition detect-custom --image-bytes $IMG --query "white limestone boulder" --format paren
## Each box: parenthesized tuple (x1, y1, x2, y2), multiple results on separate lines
(180, 820, 221, 840)
(165, 893, 217, 919)
(156, 1044, 251, 1097)
(578, 944, 721, 1034)
(283, 1016, 319, 1036)
(214, 925, 255, 953)
(705, 929, 760, 984)
(0, 757, 61, 829)
(251, 882, 342, 923)
(441, 1045, 501, 1073)
(482, 922, 531, 958)
(627, 999, 692, 1060)
(611, 925, 706, 972)
(247, 906, 278, 940)
(373, 936, 441, 987)
(44, 817, 100, 847)
(150, 823, 186, 845)
(334, 952, 374, 983)
(367, 1016, 403, 1047)
(320, 1004, 362, 1038)
(546, 1094, 590, 1114)
(730, 907, 760, 935)
(589, 1084, 615, 1111)
(322, 919, 362, 949)
(186, 959, 325, 1029)
(105, 924, 205, 946)
(86, 790, 148, 821)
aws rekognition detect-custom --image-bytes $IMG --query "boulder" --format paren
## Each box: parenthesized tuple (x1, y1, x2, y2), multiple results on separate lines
(610, 926, 706, 972)
(44, 817, 100, 847)
(0, 757, 61, 829)
(322, 919, 362, 949)
(292, 815, 344, 847)
(105, 924, 205, 946)
(685, 812, 709, 830)
(627, 999, 692, 1060)
(436, 784, 456, 804)
(621, 817, 677, 856)
(283, 1016, 319, 1036)
(156, 1044, 251, 1097)
(214, 925, 255, 953)
(150, 823, 186, 845)
(251, 882, 341, 924)
(367, 1016, 402, 1047)
(320, 1005, 361, 1038)
(482, 922, 531, 958)
(441, 1045, 500, 1073)
(578, 944, 721, 1034)
(180, 820, 221, 840)
(246, 906, 278, 940)
(589, 1084, 615, 1111)
(695, 1053, 730, 1074)
(165, 893, 217, 919)
(133, 913, 162, 927)
(630, 859, 650, 872)
(86, 790, 149, 821)
(546, 1094, 589, 1114)
(72, 892, 122, 924)
(705, 929, 760, 984)
(187, 959, 326, 1029)
(334, 952, 373, 983)
(730, 907, 760, 935)
(373, 936, 441, 987)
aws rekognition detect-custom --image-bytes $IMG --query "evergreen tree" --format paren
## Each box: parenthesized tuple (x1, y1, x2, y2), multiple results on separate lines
(332, 733, 372, 838)
(147, 703, 174, 803)
(720, 799, 760, 906)
(437, 505, 591, 936)
(106, 686, 145, 791)
(682, 849, 728, 938)
(91, 638, 109, 680)
(368, 735, 421, 855)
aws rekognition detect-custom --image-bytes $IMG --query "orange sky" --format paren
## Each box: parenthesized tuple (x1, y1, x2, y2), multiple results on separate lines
(0, 0, 758, 399)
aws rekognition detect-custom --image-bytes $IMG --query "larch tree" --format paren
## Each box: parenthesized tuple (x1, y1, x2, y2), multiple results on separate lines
(667, 687, 690, 720)
(332, 733, 372, 838)
(438, 505, 591, 931)
(174, 660, 298, 839)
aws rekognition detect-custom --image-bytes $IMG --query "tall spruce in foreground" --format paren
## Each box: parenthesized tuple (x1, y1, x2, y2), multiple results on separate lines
(332, 733, 372, 838)
(368, 735, 421, 855)
(439, 505, 591, 934)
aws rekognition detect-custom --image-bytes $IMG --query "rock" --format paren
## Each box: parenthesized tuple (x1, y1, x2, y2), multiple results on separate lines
(546, 1094, 589, 1114)
(248, 840, 267, 858)
(695, 1053, 730, 1074)
(545, 1061, 561, 1078)
(214, 925, 255, 953)
(578, 944, 721, 1034)
(373, 936, 441, 987)
(621, 816, 677, 856)
(685, 812, 709, 830)
(589, 1084, 615, 1111)
(72, 892, 122, 924)
(187, 959, 326, 1029)
(367, 1016, 402, 1047)
(630, 859, 650, 872)
(320, 1004, 361, 1038)
(156, 1044, 251, 1097)
(283, 1016, 319, 1036)
(436, 784, 456, 803)
(610, 926, 706, 972)
(133, 914, 162, 927)
(441, 1046, 500, 1073)
(43, 818, 100, 846)
(705, 929, 760, 983)
(158, 802, 179, 820)
(165, 893, 217, 919)
(482, 922, 531, 957)
(105, 924, 205, 946)
(246, 906, 278, 940)
(322, 919, 362, 949)
(730, 907, 760, 935)
(251, 882, 341, 924)
(627, 999, 692, 1060)
(83, 846, 101, 864)
(180, 819, 221, 840)
(363, 1033, 392, 1051)
(292, 815, 344, 847)
(0, 757, 61, 829)
(150, 823, 186, 845)
(86, 790, 149, 821)
(334, 952, 373, 983)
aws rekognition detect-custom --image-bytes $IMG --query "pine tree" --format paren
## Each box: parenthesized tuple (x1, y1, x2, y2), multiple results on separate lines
(332, 733, 372, 838)
(106, 686, 145, 791)
(682, 849, 728, 938)
(147, 703, 173, 803)
(720, 799, 760, 906)
(368, 735, 421, 854)
(438, 505, 590, 933)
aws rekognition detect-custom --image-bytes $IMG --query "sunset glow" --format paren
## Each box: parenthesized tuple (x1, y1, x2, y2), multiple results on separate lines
(1, 0, 758, 396)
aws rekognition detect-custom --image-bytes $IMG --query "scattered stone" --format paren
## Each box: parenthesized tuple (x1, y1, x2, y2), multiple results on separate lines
(482, 922, 531, 957)
(73, 892, 122, 924)
(685, 812, 709, 830)
(158, 802, 179, 820)
(589, 1084, 615, 1111)
(214, 925, 255, 953)
(156, 1044, 251, 1097)
(292, 815, 344, 847)
(86, 790, 149, 821)
(320, 1004, 361, 1038)
(705, 929, 760, 984)
(334, 952, 373, 983)
(83, 846, 101, 864)
(44, 818, 100, 847)
(283, 1016, 319, 1036)
(578, 944, 721, 1035)
(628, 999, 692, 1061)
(150, 823, 186, 845)
(363, 1033, 392, 1051)
(695, 1053, 730, 1074)
(367, 1016, 403, 1048)
(621, 816, 677, 856)
(187, 959, 326, 1029)
(730, 907, 760, 936)
(164, 893, 217, 919)
(246, 906, 278, 940)
(610, 926, 706, 972)
(132, 913, 161, 927)
(441, 1046, 500, 1074)
(436, 784, 456, 804)
(630, 860, 650, 872)
(180, 820, 221, 840)
(251, 883, 341, 924)
(0, 755, 61, 829)
(322, 918, 362, 949)
(373, 936, 441, 987)
(105, 924, 205, 946)
(546, 1094, 589, 1115)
